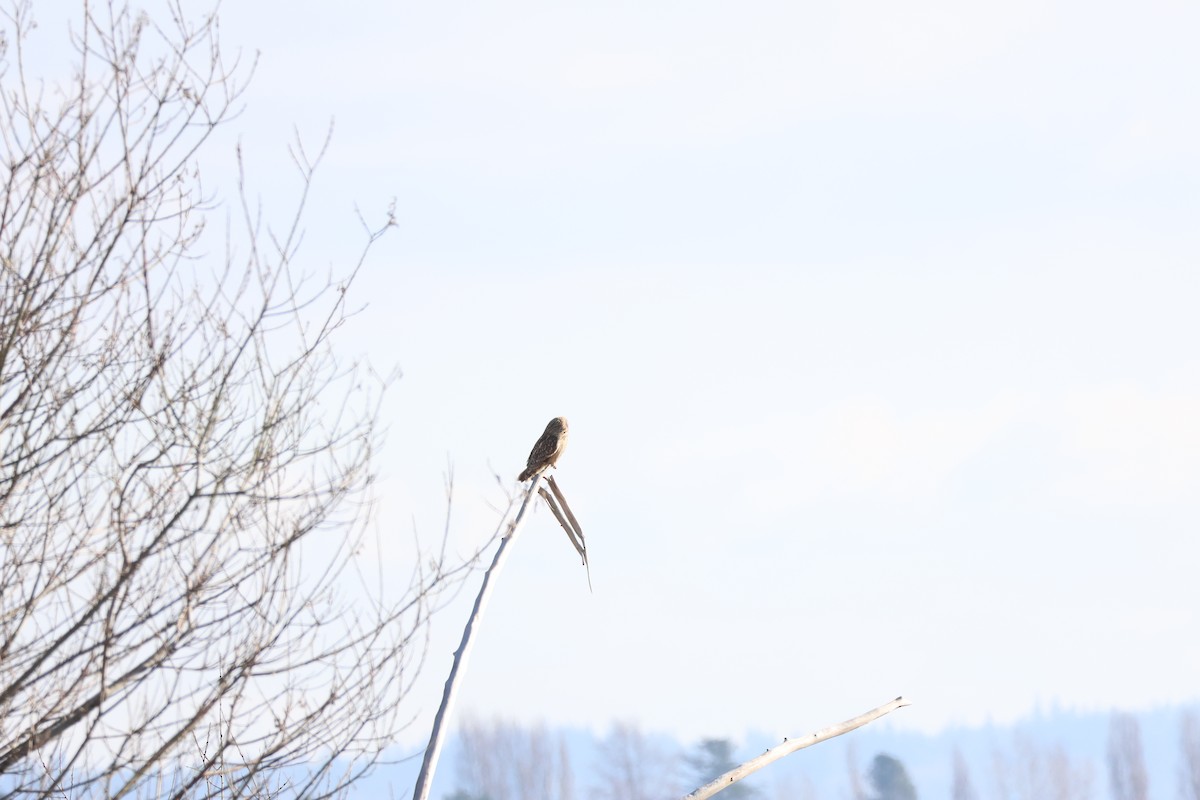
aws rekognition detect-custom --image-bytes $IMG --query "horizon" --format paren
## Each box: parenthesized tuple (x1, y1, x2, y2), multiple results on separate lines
(369, 699, 1200, 798)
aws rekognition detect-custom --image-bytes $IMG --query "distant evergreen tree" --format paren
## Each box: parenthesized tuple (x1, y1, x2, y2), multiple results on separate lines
(685, 738, 758, 798)
(867, 753, 918, 800)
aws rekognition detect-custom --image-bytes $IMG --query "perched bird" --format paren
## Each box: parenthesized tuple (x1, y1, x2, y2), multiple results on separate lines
(519, 417, 569, 481)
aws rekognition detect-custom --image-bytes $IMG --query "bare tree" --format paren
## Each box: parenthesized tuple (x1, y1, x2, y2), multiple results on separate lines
(1047, 744, 1095, 800)
(1010, 735, 1051, 800)
(0, 1, 472, 797)
(1180, 710, 1200, 800)
(1108, 713, 1149, 800)
(992, 735, 1094, 800)
(846, 741, 867, 800)
(952, 749, 978, 800)
(769, 772, 816, 800)
(559, 735, 577, 800)
(449, 717, 575, 800)
(592, 720, 682, 800)
(992, 745, 1013, 800)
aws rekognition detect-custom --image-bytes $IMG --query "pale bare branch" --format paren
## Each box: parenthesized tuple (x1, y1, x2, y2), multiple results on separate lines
(681, 697, 911, 800)
(410, 480, 538, 800)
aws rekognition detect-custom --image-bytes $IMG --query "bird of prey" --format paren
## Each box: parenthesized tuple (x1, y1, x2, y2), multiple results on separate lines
(519, 417, 568, 481)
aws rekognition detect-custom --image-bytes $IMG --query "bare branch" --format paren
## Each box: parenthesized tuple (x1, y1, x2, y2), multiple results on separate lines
(0, 2, 472, 796)
(410, 480, 538, 800)
(681, 697, 911, 800)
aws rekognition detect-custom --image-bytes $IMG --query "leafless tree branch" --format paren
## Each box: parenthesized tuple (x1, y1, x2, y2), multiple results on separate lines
(0, 2, 474, 796)
(681, 697, 911, 800)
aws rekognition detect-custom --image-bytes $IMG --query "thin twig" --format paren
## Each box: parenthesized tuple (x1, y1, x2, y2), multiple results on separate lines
(681, 696, 912, 800)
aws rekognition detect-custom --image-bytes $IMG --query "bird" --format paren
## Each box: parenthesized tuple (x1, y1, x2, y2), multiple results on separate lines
(518, 417, 569, 482)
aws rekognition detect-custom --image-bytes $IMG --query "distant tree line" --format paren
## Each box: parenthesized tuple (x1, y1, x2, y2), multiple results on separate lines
(441, 708, 1200, 800)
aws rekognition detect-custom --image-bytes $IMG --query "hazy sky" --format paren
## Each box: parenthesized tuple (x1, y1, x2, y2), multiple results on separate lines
(34, 0, 1200, 746)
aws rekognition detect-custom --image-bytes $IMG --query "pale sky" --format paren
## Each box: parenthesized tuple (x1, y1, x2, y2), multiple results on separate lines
(34, 0, 1200, 745)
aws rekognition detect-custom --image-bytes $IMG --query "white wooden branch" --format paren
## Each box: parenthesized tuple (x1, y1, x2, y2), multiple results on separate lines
(681, 696, 911, 800)
(410, 479, 542, 800)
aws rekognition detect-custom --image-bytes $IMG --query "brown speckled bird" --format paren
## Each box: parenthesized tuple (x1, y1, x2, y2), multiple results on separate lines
(518, 417, 569, 481)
